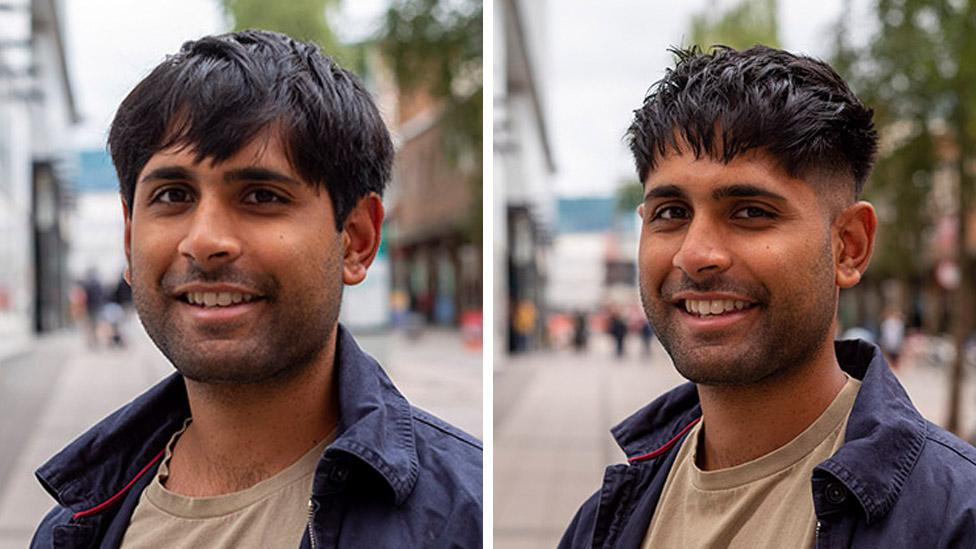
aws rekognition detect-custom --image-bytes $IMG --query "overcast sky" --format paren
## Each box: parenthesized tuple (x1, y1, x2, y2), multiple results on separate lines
(63, 0, 389, 149)
(543, 0, 875, 196)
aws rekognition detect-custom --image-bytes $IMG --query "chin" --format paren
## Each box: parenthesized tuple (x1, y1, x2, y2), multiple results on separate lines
(670, 347, 780, 386)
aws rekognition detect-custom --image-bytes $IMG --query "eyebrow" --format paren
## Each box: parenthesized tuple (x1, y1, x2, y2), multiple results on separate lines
(139, 166, 195, 184)
(222, 167, 300, 186)
(712, 184, 787, 202)
(138, 166, 300, 186)
(643, 183, 787, 203)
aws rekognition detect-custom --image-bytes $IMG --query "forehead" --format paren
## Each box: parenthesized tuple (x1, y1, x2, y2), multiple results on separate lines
(643, 148, 817, 204)
(137, 129, 299, 184)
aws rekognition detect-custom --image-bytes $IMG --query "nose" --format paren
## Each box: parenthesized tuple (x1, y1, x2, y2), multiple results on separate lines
(177, 196, 243, 270)
(672, 216, 732, 279)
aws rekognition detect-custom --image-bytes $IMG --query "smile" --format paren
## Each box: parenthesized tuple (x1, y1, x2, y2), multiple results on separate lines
(180, 292, 260, 308)
(681, 299, 756, 317)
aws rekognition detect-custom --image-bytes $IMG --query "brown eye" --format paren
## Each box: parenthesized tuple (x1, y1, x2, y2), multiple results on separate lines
(653, 205, 690, 221)
(153, 187, 192, 204)
(243, 189, 288, 204)
(732, 206, 776, 219)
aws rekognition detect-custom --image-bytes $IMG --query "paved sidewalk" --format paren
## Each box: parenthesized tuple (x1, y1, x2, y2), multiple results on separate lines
(494, 336, 976, 549)
(0, 320, 480, 549)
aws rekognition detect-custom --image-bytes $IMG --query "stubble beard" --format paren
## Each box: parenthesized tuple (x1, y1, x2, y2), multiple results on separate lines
(639, 238, 837, 387)
(131, 251, 343, 387)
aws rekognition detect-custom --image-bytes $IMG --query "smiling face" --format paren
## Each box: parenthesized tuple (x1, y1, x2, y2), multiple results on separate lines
(124, 131, 346, 385)
(638, 148, 842, 386)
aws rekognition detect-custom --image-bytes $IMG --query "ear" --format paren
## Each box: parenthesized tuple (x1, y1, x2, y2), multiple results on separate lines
(833, 201, 877, 289)
(341, 193, 384, 286)
(121, 194, 133, 285)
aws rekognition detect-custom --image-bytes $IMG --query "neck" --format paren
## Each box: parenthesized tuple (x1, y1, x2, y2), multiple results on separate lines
(166, 330, 340, 496)
(695, 341, 847, 471)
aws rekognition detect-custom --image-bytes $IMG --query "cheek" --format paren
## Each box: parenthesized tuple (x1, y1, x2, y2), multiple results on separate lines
(638, 234, 677, 284)
(128, 226, 173, 278)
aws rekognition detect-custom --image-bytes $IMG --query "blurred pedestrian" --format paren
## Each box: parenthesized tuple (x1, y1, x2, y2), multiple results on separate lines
(513, 298, 537, 352)
(880, 308, 905, 368)
(608, 310, 627, 359)
(572, 311, 589, 352)
(639, 319, 654, 356)
(80, 268, 103, 348)
(102, 273, 133, 348)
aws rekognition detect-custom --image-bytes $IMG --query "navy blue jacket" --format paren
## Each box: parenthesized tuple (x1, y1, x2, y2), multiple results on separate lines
(31, 326, 483, 548)
(559, 340, 976, 548)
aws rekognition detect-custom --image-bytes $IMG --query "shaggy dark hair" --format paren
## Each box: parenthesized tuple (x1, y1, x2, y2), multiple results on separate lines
(628, 45, 878, 197)
(109, 29, 393, 228)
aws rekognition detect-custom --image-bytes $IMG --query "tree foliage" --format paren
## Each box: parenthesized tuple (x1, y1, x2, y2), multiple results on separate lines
(688, 0, 780, 50)
(219, 0, 354, 66)
(831, 0, 976, 433)
(615, 179, 644, 215)
(377, 0, 483, 243)
(832, 0, 976, 282)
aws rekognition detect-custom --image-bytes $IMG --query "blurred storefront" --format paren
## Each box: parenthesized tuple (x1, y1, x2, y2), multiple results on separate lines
(380, 56, 482, 331)
(494, 0, 555, 355)
(0, 0, 77, 361)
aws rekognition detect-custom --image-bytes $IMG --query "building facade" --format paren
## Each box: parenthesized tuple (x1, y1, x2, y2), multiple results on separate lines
(494, 0, 555, 354)
(0, 0, 77, 361)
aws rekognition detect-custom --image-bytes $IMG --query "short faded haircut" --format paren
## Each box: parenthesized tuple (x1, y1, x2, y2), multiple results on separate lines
(628, 45, 878, 198)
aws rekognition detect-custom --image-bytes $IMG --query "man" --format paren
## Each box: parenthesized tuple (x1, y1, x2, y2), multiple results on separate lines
(560, 46, 976, 548)
(32, 30, 481, 548)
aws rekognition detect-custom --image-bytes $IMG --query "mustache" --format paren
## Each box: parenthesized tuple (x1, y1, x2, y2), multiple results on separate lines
(660, 273, 770, 304)
(161, 264, 279, 298)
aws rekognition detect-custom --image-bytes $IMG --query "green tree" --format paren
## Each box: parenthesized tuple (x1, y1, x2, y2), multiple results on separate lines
(615, 179, 644, 215)
(688, 0, 780, 50)
(219, 0, 354, 66)
(377, 0, 483, 243)
(832, 0, 976, 433)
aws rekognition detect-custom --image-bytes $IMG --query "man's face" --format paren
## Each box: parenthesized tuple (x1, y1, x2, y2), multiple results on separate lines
(124, 132, 343, 384)
(638, 149, 839, 386)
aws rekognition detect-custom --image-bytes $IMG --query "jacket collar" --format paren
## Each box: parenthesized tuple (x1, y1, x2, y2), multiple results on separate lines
(35, 324, 418, 514)
(323, 326, 419, 504)
(611, 339, 927, 523)
(816, 340, 927, 524)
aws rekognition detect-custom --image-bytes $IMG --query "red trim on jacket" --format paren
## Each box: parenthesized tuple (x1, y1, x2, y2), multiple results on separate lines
(72, 449, 166, 519)
(627, 417, 701, 464)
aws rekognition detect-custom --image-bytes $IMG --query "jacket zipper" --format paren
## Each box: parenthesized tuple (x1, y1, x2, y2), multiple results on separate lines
(306, 499, 317, 549)
(815, 520, 821, 548)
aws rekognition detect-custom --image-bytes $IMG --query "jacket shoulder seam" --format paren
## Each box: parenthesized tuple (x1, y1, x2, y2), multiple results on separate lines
(925, 429, 976, 468)
(411, 409, 482, 450)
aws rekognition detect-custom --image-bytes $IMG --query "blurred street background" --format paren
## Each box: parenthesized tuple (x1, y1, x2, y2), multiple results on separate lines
(0, 1, 481, 545)
(495, 0, 976, 547)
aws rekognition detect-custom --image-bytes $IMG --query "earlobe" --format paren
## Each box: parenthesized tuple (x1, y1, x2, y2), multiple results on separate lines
(341, 193, 384, 286)
(834, 201, 877, 289)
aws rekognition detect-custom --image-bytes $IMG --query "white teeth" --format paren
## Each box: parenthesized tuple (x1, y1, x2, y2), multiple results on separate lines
(683, 299, 752, 316)
(185, 291, 256, 308)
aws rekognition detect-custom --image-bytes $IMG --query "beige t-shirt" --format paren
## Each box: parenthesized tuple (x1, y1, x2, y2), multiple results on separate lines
(120, 420, 335, 549)
(642, 376, 861, 549)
